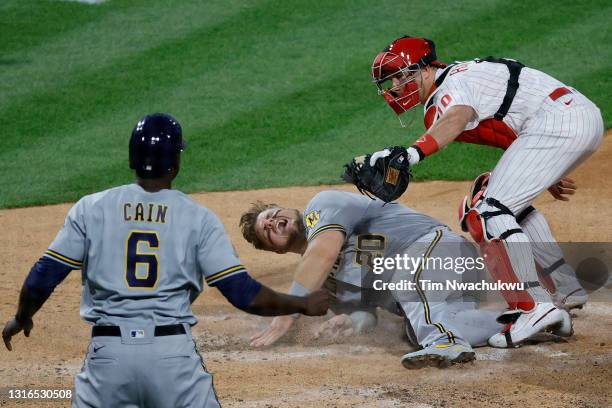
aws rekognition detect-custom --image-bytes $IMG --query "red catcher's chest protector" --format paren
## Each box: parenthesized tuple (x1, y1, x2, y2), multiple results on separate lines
(425, 57, 524, 150)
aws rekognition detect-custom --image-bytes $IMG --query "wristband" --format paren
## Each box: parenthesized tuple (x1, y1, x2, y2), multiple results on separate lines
(412, 133, 439, 159)
(289, 281, 311, 297)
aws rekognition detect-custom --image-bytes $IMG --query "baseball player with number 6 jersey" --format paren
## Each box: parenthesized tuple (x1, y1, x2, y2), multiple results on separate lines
(2, 113, 330, 407)
(364, 36, 603, 348)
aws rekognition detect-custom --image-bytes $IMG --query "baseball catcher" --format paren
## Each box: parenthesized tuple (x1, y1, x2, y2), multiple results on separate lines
(351, 35, 602, 348)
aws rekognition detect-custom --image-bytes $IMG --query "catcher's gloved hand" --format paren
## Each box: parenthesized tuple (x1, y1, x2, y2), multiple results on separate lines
(342, 146, 412, 203)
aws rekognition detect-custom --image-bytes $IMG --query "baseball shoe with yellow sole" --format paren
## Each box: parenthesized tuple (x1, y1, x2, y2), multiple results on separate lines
(488, 303, 571, 348)
(553, 287, 588, 310)
(401, 342, 475, 369)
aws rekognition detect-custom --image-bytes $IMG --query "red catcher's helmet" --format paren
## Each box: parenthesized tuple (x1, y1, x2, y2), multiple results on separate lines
(372, 36, 445, 117)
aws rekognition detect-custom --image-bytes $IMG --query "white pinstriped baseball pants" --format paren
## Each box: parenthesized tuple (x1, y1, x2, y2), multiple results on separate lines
(479, 89, 604, 302)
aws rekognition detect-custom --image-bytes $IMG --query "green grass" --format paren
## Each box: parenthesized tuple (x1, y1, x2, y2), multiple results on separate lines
(0, 0, 610, 208)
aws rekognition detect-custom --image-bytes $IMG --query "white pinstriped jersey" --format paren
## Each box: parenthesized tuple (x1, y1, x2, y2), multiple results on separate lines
(427, 59, 604, 304)
(45, 184, 245, 326)
(420, 58, 603, 210)
(423, 60, 574, 148)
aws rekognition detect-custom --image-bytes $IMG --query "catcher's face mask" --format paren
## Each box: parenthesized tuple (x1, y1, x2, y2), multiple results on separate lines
(372, 36, 444, 126)
(372, 53, 423, 126)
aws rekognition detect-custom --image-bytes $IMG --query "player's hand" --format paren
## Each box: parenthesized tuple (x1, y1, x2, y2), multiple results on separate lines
(250, 315, 295, 347)
(314, 314, 354, 340)
(2, 316, 33, 351)
(303, 289, 332, 316)
(548, 177, 577, 201)
(368, 148, 391, 166)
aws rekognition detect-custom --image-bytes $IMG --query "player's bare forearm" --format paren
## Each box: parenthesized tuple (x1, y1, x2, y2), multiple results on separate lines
(293, 230, 345, 291)
(424, 105, 476, 149)
(245, 231, 343, 317)
(244, 286, 330, 316)
(2, 283, 47, 350)
(15, 283, 49, 323)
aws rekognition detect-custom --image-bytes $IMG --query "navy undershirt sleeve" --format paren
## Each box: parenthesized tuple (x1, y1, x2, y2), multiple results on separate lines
(212, 272, 263, 310)
(25, 257, 73, 300)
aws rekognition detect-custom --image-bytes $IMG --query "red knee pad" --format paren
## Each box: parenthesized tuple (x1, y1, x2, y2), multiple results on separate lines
(464, 207, 535, 312)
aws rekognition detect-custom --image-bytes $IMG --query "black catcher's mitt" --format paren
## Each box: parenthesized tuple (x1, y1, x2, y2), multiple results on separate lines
(342, 146, 412, 203)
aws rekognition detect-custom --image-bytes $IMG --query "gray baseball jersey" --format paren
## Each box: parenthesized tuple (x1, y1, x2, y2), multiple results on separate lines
(303, 190, 503, 347)
(303, 190, 444, 288)
(45, 183, 245, 327)
(47, 183, 243, 407)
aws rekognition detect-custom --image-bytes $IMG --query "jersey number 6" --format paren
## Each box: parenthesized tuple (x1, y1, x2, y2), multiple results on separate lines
(125, 231, 160, 289)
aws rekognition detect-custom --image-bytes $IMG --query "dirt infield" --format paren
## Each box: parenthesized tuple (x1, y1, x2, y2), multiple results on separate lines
(1, 135, 611, 407)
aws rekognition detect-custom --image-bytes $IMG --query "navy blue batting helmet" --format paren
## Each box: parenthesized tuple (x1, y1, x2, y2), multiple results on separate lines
(129, 113, 186, 179)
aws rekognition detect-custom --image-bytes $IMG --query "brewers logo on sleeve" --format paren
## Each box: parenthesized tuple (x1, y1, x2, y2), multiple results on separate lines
(305, 210, 320, 229)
